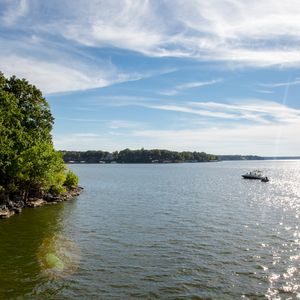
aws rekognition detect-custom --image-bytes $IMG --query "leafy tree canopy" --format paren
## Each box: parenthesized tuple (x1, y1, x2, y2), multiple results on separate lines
(0, 72, 78, 201)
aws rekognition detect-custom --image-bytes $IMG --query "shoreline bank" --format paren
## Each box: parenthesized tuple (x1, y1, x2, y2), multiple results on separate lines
(0, 186, 83, 219)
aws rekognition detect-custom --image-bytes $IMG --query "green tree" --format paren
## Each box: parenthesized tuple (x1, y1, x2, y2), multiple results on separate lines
(0, 72, 78, 202)
(64, 170, 79, 190)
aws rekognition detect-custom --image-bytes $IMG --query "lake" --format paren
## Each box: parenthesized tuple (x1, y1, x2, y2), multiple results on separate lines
(1, 161, 300, 299)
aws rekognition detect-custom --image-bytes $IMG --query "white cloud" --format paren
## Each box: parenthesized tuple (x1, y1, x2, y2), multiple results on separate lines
(131, 120, 300, 156)
(141, 100, 300, 125)
(145, 104, 240, 120)
(53, 99, 300, 155)
(108, 120, 142, 130)
(0, 55, 110, 93)
(158, 90, 178, 96)
(176, 79, 222, 90)
(1, 0, 28, 26)
(159, 79, 222, 96)
(0, 52, 171, 94)
(3, 1, 300, 67)
(128, 99, 300, 155)
(53, 118, 300, 155)
(189, 100, 300, 122)
(38, 0, 300, 67)
(260, 79, 300, 88)
(2, 0, 300, 94)
(255, 90, 274, 94)
(58, 0, 165, 55)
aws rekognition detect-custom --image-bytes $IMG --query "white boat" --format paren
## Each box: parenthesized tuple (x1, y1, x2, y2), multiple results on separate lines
(242, 170, 267, 180)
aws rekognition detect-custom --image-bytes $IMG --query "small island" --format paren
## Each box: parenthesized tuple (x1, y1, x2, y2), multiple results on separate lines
(0, 72, 81, 219)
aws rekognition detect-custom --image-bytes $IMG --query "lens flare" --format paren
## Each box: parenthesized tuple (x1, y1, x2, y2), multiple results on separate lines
(37, 234, 80, 279)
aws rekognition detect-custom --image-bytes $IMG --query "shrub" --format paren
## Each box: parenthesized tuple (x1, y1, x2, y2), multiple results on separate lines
(49, 184, 66, 196)
(64, 170, 78, 189)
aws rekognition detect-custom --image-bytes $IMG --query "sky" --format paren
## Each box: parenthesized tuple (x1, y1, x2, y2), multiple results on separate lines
(1, 0, 300, 155)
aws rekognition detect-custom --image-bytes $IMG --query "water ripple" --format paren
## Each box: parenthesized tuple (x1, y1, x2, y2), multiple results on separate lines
(1, 161, 300, 299)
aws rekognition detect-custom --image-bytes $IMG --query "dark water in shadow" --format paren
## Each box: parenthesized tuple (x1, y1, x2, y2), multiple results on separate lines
(1, 161, 300, 299)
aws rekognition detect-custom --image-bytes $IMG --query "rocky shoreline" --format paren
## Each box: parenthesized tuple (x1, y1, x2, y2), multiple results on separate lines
(0, 186, 83, 219)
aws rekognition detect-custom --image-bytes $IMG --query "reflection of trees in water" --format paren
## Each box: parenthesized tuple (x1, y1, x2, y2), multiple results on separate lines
(0, 202, 78, 298)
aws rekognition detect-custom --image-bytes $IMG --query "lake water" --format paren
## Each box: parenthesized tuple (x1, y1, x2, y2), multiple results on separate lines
(1, 161, 300, 299)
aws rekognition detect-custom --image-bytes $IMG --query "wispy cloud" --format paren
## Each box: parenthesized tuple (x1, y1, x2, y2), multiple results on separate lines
(2, 1, 300, 70)
(158, 90, 178, 96)
(0, 54, 112, 94)
(141, 100, 300, 125)
(159, 79, 222, 96)
(131, 120, 300, 155)
(129, 101, 300, 155)
(53, 116, 300, 155)
(88, 95, 163, 107)
(255, 90, 274, 94)
(43, 1, 300, 66)
(2, 1, 299, 156)
(202, 100, 300, 124)
(145, 104, 240, 120)
(1, 1, 300, 94)
(260, 79, 300, 88)
(1, 0, 28, 26)
(53, 97, 300, 155)
(108, 120, 142, 130)
(176, 79, 222, 90)
(0, 49, 173, 94)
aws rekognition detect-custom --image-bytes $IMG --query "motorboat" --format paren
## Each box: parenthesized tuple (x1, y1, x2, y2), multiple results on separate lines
(242, 170, 269, 182)
(242, 170, 263, 179)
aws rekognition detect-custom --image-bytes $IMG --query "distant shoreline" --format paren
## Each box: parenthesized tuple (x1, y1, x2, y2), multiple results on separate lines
(220, 157, 300, 161)
(66, 160, 218, 164)
(61, 150, 300, 164)
(65, 158, 300, 164)
(60, 149, 218, 164)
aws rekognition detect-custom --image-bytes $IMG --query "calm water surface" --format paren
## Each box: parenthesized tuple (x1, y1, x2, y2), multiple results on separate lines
(1, 161, 300, 299)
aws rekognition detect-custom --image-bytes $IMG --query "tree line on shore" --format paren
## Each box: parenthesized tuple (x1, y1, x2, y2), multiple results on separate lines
(61, 149, 218, 163)
(0, 72, 79, 209)
(61, 151, 267, 163)
(218, 155, 263, 161)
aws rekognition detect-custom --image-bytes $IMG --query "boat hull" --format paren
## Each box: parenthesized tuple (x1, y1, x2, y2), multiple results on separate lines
(242, 175, 262, 179)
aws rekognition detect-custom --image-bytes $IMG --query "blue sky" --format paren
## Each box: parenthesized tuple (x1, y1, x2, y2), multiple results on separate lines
(1, 0, 300, 155)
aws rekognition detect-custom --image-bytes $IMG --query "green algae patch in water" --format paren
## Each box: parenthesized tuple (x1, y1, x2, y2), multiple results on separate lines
(37, 234, 80, 279)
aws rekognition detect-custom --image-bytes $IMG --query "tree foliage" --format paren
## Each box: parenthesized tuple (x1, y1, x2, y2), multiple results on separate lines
(64, 170, 79, 190)
(61, 149, 218, 164)
(0, 72, 78, 201)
